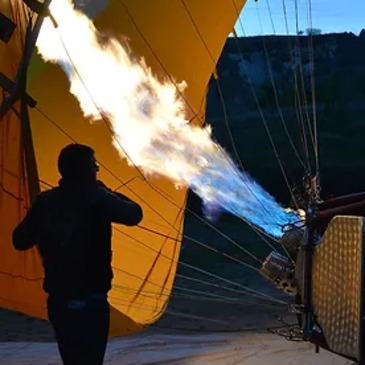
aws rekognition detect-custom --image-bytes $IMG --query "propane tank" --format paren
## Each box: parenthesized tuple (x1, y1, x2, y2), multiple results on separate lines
(260, 251, 298, 296)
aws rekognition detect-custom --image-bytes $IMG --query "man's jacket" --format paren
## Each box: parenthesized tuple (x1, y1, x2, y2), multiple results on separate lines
(12, 179, 143, 299)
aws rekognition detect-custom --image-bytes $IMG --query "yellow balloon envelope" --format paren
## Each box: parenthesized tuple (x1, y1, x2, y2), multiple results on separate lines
(0, 0, 246, 336)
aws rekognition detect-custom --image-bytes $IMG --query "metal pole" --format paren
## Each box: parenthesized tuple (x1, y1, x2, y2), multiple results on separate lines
(0, 0, 52, 118)
(0, 1, 52, 200)
(302, 209, 316, 340)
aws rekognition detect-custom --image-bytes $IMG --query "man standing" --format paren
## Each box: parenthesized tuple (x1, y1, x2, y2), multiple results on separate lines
(12, 143, 143, 365)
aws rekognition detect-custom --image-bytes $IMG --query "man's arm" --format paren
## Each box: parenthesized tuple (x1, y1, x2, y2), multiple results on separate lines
(95, 184, 143, 226)
(12, 197, 41, 250)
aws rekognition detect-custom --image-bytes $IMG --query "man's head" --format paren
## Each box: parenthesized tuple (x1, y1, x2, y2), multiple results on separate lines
(57, 143, 99, 181)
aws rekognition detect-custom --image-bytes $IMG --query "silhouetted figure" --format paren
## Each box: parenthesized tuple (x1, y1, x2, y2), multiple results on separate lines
(12, 143, 143, 365)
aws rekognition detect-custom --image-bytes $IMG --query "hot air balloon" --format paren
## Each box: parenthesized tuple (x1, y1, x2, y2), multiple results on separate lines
(2, 1, 365, 365)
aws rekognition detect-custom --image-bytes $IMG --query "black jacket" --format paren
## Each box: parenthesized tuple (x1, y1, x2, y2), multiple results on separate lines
(12, 179, 143, 299)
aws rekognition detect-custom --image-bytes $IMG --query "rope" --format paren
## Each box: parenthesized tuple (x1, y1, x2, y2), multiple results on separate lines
(293, 0, 317, 160)
(176, 274, 287, 306)
(39, 99, 269, 265)
(281, 0, 311, 173)
(225, 4, 299, 262)
(31, 127, 285, 304)
(138, 225, 262, 269)
(114, 227, 288, 305)
(109, 294, 231, 324)
(30, 6, 297, 309)
(112, 262, 287, 307)
(22, 167, 289, 307)
(263, 0, 310, 172)
(254, 2, 299, 212)
(53, 28, 278, 265)
(180, 0, 279, 227)
(306, 0, 320, 179)
(113, 283, 284, 308)
(115, 0, 294, 253)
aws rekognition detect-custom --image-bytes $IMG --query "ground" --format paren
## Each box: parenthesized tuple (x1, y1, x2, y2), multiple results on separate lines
(0, 262, 351, 364)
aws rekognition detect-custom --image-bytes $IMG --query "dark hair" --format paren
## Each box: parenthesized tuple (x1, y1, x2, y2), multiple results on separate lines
(57, 143, 96, 178)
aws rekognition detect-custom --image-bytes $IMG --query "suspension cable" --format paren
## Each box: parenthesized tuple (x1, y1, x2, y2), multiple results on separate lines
(109, 294, 233, 325)
(263, 0, 310, 172)
(306, 0, 320, 179)
(21, 160, 290, 308)
(113, 257, 287, 306)
(231, 2, 303, 215)
(281, 0, 311, 172)
(115, 0, 293, 247)
(253, 2, 299, 211)
(228, 8, 306, 265)
(179, 0, 280, 225)
(139, 223, 279, 264)
(176, 273, 286, 306)
(31, 116, 284, 304)
(114, 226, 288, 304)
(112, 261, 287, 307)
(53, 27, 287, 261)
(33, 11, 298, 305)
(293, 0, 317, 160)
(34, 166, 289, 306)
(36, 102, 269, 266)
(113, 283, 284, 308)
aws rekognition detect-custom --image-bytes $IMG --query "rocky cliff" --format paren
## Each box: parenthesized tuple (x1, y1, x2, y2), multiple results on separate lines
(205, 31, 365, 203)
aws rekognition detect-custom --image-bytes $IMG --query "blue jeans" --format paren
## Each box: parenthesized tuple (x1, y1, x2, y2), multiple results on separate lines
(47, 293, 110, 365)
